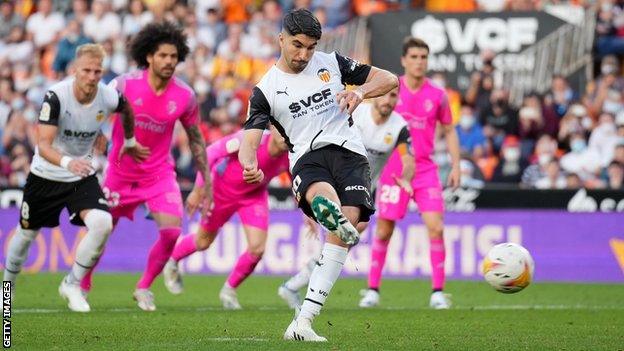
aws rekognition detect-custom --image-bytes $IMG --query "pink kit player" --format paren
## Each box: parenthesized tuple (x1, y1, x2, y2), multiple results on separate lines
(359, 37, 461, 309)
(162, 128, 289, 309)
(81, 22, 213, 311)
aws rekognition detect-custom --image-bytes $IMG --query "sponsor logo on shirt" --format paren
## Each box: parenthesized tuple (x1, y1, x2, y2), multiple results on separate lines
(63, 129, 98, 138)
(288, 88, 334, 118)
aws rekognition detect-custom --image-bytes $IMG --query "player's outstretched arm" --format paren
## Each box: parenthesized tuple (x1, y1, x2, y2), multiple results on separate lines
(442, 124, 461, 189)
(238, 129, 264, 184)
(117, 99, 150, 162)
(337, 65, 398, 115)
(185, 124, 213, 216)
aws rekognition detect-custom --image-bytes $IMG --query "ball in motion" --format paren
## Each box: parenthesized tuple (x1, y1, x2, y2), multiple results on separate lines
(482, 243, 534, 294)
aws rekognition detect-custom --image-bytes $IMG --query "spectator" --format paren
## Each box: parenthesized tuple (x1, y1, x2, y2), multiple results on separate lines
(456, 104, 486, 157)
(521, 134, 559, 187)
(565, 172, 583, 189)
(459, 158, 485, 189)
(491, 136, 529, 184)
(465, 50, 495, 114)
(475, 138, 499, 181)
(69, 0, 89, 24)
(534, 159, 566, 189)
(558, 103, 590, 145)
(588, 112, 619, 167)
(517, 105, 543, 157)
(613, 143, 624, 165)
(0, 1, 24, 39)
(431, 71, 461, 122)
(122, 0, 154, 38)
(196, 7, 227, 52)
(606, 161, 624, 189)
(83, 0, 122, 43)
(587, 55, 624, 118)
(1, 25, 35, 65)
(480, 89, 519, 150)
(26, 0, 65, 49)
(560, 132, 602, 180)
(544, 75, 577, 118)
(52, 19, 92, 75)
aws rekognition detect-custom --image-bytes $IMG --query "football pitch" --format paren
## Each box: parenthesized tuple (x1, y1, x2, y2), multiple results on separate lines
(11, 273, 624, 350)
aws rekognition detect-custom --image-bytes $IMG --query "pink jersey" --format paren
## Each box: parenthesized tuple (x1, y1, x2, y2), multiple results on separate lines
(107, 70, 198, 181)
(196, 130, 290, 199)
(394, 77, 452, 170)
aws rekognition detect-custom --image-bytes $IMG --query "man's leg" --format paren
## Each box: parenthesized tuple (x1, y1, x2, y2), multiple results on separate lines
(3, 227, 39, 284)
(59, 208, 113, 312)
(286, 182, 358, 342)
(421, 211, 449, 309)
(220, 225, 266, 310)
(359, 218, 395, 308)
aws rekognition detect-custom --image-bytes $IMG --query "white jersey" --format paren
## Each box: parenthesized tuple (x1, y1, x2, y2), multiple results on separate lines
(30, 77, 123, 182)
(245, 51, 371, 171)
(353, 103, 410, 187)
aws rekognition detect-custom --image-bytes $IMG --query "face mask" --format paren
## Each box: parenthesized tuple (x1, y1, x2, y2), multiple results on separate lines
(571, 139, 586, 153)
(581, 117, 593, 129)
(11, 98, 24, 111)
(459, 115, 475, 129)
(602, 64, 617, 75)
(432, 78, 445, 88)
(603, 100, 623, 114)
(538, 154, 552, 167)
(67, 34, 79, 42)
(503, 147, 520, 161)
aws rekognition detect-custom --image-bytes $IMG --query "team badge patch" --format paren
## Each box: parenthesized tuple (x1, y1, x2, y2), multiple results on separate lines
(167, 101, 177, 115)
(384, 133, 393, 145)
(39, 102, 50, 122)
(96, 110, 105, 122)
(317, 68, 331, 83)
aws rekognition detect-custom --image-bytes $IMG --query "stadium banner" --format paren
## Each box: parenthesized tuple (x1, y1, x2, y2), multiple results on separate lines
(0, 209, 621, 283)
(368, 11, 567, 91)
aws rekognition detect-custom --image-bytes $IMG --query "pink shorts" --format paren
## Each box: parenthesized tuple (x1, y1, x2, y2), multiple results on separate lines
(200, 192, 269, 233)
(376, 160, 444, 221)
(103, 171, 183, 220)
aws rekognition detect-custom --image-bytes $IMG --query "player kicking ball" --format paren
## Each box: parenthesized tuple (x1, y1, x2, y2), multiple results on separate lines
(2, 44, 148, 312)
(278, 87, 415, 309)
(240, 9, 397, 342)
(162, 127, 289, 309)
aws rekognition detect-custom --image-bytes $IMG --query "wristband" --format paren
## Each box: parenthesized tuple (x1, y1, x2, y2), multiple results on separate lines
(124, 136, 137, 148)
(353, 89, 364, 100)
(60, 156, 73, 170)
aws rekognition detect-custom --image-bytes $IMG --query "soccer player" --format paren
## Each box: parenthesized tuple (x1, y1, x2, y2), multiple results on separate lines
(239, 9, 398, 342)
(358, 37, 461, 309)
(2, 44, 148, 312)
(82, 22, 213, 311)
(278, 87, 415, 309)
(161, 127, 289, 309)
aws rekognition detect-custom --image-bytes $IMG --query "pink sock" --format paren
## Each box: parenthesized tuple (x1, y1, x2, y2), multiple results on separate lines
(368, 237, 390, 290)
(226, 251, 262, 288)
(81, 266, 94, 292)
(430, 237, 446, 291)
(137, 227, 181, 290)
(171, 234, 198, 262)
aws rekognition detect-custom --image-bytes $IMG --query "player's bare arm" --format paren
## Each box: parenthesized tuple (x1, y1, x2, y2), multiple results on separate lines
(337, 67, 398, 114)
(442, 123, 461, 189)
(394, 145, 415, 196)
(37, 124, 93, 178)
(238, 129, 265, 184)
(185, 124, 213, 216)
(117, 99, 150, 162)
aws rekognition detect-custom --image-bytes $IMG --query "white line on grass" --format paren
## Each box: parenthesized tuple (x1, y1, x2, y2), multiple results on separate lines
(203, 337, 268, 342)
(13, 305, 624, 314)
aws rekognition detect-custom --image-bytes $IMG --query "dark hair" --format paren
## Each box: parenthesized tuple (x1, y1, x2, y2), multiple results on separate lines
(402, 37, 429, 56)
(282, 9, 322, 40)
(130, 22, 190, 68)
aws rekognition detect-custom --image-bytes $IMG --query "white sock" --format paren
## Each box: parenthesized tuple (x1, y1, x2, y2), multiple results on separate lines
(3, 226, 38, 282)
(298, 243, 348, 321)
(285, 256, 318, 291)
(66, 210, 113, 285)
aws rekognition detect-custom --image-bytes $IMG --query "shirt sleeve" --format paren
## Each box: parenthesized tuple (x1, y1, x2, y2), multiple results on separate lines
(102, 84, 126, 113)
(438, 93, 453, 125)
(244, 86, 271, 130)
(180, 93, 199, 128)
(38, 91, 61, 126)
(395, 126, 413, 156)
(335, 52, 372, 86)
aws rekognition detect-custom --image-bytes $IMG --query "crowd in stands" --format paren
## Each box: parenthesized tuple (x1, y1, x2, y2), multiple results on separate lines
(0, 0, 622, 191)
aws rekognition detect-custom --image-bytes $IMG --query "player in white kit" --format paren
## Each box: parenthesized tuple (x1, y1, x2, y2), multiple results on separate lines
(2, 44, 148, 312)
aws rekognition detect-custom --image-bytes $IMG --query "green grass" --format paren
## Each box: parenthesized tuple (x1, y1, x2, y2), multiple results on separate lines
(9, 273, 624, 350)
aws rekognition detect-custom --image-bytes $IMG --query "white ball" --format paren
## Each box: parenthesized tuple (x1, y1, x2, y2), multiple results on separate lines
(482, 243, 535, 294)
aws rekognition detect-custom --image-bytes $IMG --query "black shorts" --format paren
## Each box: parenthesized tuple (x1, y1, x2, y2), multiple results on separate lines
(291, 145, 375, 223)
(19, 173, 109, 230)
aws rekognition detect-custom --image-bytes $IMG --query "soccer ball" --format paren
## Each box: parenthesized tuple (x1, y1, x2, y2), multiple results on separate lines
(482, 243, 534, 294)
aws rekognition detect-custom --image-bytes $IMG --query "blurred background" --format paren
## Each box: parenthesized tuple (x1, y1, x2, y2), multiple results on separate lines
(0, 0, 622, 282)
